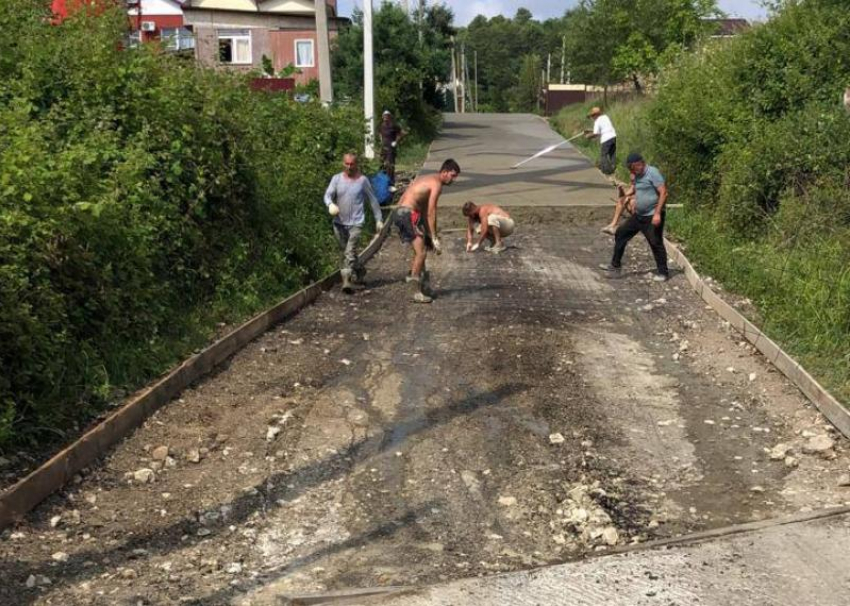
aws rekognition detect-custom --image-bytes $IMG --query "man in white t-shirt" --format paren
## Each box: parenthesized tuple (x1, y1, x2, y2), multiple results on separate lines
(584, 106, 617, 175)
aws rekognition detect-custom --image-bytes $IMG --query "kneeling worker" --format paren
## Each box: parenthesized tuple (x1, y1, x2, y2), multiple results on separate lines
(462, 201, 515, 254)
(324, 153, 384, 293)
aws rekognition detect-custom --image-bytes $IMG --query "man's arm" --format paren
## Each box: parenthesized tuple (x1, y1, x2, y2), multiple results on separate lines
(473, 210, 492, 248)
(323, 175, 339, 215)
(427, 182, 442, 252)
(323, 175, 337, 208)
(652, 183, 668, 226)
(362, 178, 383, 227)
(466, 216, 475, 247)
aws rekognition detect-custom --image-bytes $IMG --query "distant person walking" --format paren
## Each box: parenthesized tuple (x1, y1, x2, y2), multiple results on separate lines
(394, 159, 461, 303)
(584, 106, 617, 175)
(324, 153, 384, 293)
(462, 202, 515, 254)
(380, 110, 405, 183)
(599, 153, 670, 282)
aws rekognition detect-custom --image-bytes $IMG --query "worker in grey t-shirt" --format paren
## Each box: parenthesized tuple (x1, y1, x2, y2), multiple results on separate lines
(599, 152, 670, 281)
(324, 153, 384, 293)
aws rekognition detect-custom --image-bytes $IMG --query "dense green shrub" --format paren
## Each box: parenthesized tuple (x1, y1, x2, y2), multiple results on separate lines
(650, 0, 850, 211)
(0, 3, 362, 448)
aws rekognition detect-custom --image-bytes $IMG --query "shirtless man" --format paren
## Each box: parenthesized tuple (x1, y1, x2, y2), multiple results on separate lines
(462, 201, 515, 254)
(393, 158, 461, 303)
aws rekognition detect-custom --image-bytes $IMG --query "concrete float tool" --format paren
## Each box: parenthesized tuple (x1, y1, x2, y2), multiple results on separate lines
(510, 132, 584, 169)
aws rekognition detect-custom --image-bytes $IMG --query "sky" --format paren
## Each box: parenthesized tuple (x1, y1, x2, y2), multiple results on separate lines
(337, 0, 770, 26)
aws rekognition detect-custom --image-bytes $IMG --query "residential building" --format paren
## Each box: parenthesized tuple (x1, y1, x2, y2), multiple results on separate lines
(182, 0, 344, 85)
(127, 0, 195, 51)
(705, 18, 750, 39)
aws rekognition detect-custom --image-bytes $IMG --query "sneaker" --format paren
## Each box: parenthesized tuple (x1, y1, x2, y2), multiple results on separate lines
(598, 263, 622, 278)
(653, 272, 670, 282)
(489, 242, 507, 254)
(601, 225, 616, 235)
(412, 291, 433, 304)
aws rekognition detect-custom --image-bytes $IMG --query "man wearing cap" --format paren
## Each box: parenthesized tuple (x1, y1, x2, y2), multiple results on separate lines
(379, 110, 405, 183)
(584, 106, 617, 175)
(324, 153, 384, 293)
(599, 153, 670, 282)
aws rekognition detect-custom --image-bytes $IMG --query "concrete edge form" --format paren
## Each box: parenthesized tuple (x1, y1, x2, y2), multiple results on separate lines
(0, 224, 392, 531)
(664, 238, 850, 438)
(281, 586, 412, 605)
(286, 505, 850, 606)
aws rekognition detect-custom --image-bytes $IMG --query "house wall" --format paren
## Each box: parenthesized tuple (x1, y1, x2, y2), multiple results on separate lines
(269, 30, 318, 83)
(184, 9, 342, 76)
(128, 0, 183, 17)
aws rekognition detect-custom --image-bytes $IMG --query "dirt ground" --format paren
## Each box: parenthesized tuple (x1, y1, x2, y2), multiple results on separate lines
(2, 219, 849, 606)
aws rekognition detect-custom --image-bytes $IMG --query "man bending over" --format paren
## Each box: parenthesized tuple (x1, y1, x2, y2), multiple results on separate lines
(462, 201, 515, 254)
(393, 158, 461, 303)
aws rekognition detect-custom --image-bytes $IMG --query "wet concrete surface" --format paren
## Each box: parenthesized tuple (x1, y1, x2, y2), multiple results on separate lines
(421, 113, 613, 208)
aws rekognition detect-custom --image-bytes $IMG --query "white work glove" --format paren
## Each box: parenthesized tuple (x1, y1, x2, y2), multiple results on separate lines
(327, 203, 339, 216)
(391, 141, 397, 148)
(432, 237, 442, 255)
(376, 221, 384, 231)
(471, 243, 480, 252)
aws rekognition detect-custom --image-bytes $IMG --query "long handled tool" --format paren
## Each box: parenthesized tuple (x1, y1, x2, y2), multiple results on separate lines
(510, 132, 585, 169)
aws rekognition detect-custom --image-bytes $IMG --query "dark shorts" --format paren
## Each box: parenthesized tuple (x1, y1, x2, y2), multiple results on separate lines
(394, 207, 422, 244)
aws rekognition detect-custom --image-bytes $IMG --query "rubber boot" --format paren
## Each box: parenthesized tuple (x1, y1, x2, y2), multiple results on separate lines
(420, 270, 434, 297)
(409, 276, 432, 304)
(341, 268, 356, 294)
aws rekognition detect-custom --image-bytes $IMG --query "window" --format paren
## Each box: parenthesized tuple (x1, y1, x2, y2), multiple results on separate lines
(127, 31, 141, 49)
(294, 39, 314, 68)
(161, 27, 195, 52)
(218, 29, 251, 65)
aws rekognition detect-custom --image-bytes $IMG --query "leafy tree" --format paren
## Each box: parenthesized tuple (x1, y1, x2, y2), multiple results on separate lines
(332, 2, 454, 138)
(565, 0, 718, 91)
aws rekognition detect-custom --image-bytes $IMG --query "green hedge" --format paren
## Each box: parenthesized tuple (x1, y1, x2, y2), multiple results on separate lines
(0, 4, 363, 448)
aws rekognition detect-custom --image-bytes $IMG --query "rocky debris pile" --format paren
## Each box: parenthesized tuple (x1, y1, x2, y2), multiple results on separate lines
(550, 481, 624, 551)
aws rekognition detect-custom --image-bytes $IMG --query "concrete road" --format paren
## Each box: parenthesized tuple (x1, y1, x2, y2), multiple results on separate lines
(3, 114, 848, 606)
(421, 113, 613, 207)
(372, 510, 850, 606)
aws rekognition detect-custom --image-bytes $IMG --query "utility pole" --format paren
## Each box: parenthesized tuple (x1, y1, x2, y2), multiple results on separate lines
(546, 53, 551, 84)
(461, 44, 467, 113)
(450, 37, 459, 112)
(315, 0, 333, 104)
(364, 0, 375, 158)
(418, 0, 425, 44)
(474, 50, 478, 112)
(560, 35, 566, 84)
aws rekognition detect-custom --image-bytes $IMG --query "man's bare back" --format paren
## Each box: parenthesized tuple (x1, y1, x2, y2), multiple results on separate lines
(399, 173, 444, 213)
(475, 204, 511, 225)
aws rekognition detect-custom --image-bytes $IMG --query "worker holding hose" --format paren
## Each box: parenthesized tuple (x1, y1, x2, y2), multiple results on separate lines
(584, 106, 617, 175)
(324, 153, 384, 293)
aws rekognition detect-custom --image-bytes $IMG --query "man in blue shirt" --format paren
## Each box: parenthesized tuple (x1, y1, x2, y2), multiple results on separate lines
(324, 153, 384, 293)
(599, 153, 669, 281)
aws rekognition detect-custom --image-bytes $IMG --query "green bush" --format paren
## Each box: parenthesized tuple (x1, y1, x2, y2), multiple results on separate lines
(0, 4, 362, 448)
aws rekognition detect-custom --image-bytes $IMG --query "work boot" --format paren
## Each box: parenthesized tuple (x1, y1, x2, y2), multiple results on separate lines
(421, 270, 434, 296)
(408, 275, 433, 304)
(598, 263, 623, 279)
(341, 269, 364, 294)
